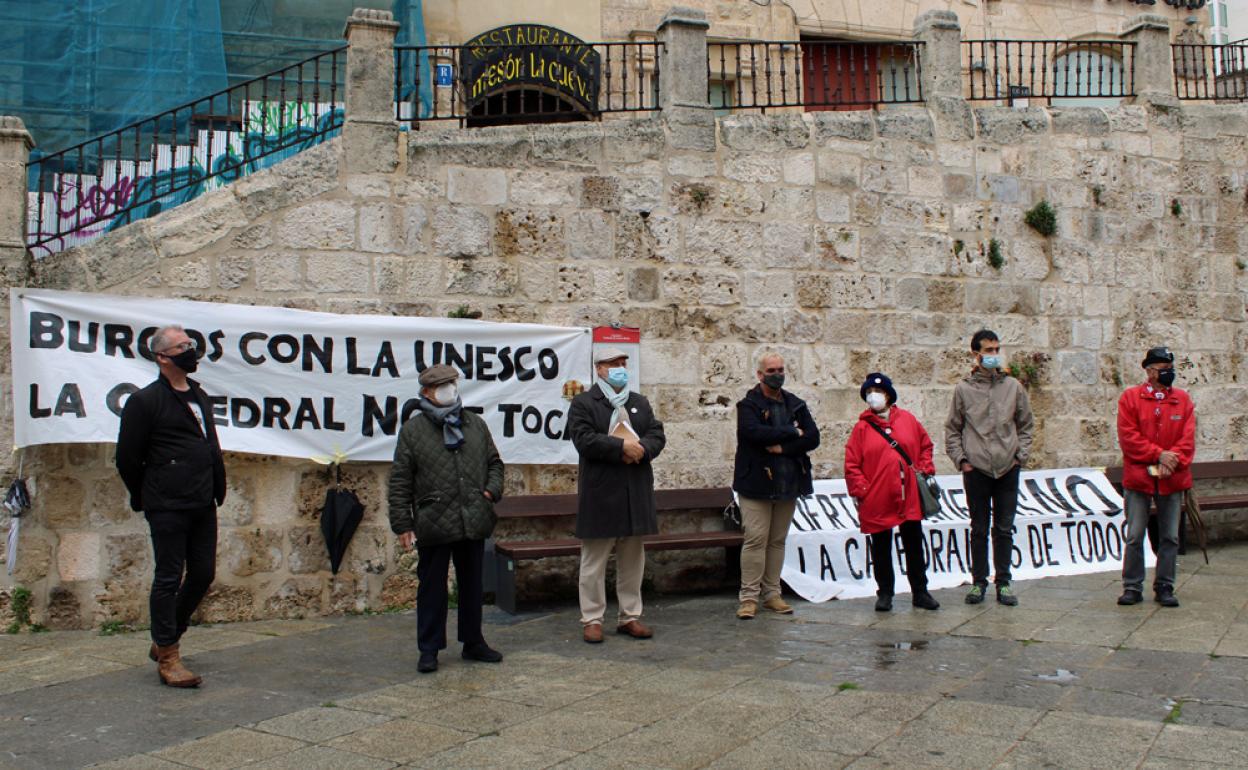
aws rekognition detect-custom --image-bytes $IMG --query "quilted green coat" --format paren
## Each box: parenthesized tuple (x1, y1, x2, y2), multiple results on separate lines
(386, 410, 505, 546)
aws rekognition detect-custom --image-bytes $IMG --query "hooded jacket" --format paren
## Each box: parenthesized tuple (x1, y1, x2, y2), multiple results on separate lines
(1117, 383, 1196, 496)
(944, 368, 1034, 479)
(844, 407, 935, 535)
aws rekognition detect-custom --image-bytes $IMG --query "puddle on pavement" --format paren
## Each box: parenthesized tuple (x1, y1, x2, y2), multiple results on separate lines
(873, 641, 930, 669)
(1036, 668, 1079, 684)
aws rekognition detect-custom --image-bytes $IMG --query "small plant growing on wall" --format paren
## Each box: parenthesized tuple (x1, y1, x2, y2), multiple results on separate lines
(987, 238, 1005, 270)
(1024, 200, 1057, 237)
(1092, 186, 1103, 206)
(953, 239, 965, 256)
(1007, 352, 1051, 390)
(447, 305, 482, 320)
(1171, 198, 1183, 217)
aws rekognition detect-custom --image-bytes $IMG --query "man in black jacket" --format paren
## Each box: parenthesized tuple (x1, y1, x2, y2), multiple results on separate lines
(116, 325, 225, 688)
(732, 352, 820, 620)
(569, 347, 666, 644)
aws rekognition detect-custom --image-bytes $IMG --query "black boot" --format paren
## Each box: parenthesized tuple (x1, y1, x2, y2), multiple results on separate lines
(417, 652, 438, 673)
(911, 591, 940, 611)
(874, 593, 893, 612)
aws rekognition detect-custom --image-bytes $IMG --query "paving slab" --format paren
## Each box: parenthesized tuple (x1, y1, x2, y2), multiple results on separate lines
(3, 542, 1248, 769)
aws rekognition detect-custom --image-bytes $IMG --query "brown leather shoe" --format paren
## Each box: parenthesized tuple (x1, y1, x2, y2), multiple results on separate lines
(763, 596, 794, 614)
(583, 623, 604, 644)
(155, 643, 202, 688)
(149, 643, 158, 662)
(737, 600, 757, 620)
(616, 620, 653, 639)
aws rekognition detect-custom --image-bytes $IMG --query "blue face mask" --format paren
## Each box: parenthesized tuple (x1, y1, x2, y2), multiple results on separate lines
(606, 367, 629, 388)
(980, 355, 1002, 370)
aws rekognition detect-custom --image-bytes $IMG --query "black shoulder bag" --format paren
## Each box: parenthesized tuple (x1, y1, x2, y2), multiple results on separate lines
(865, 421, 942, 518)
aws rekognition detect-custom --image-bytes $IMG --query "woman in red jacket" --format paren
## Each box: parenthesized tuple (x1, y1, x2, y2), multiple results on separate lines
(844, 373, 940, 612)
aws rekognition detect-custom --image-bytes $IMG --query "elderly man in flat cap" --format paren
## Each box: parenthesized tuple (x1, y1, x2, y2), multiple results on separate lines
(388, 363, 505, 673)
(569, 347, 666, 644)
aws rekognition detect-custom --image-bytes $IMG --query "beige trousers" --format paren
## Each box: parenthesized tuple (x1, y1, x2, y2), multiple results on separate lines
(578, 536, 645, 626)
(738, 496, 797, 603)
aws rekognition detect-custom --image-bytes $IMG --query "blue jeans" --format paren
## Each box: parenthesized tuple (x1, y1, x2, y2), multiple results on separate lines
(1122, 489, 1180, 593)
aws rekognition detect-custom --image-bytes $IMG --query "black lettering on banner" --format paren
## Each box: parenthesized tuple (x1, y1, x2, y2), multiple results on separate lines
(325, 398, 346, 431)
(66, 320, 100, 353)
(269, 335, 299, 364)
(401, 397, 421, 426)
(232, 398, 261, 428)
(895, 530, 910, 576)
(1061, 520, 1077, 559)
(521, 406, 542, 434)
(821, 544, 837, 581)
(495, 347, 515, 381)
(1106, 519, 1124, 560)
(28, 384, 51, 418)
(465, 405, 484, 416)
(863, 535, 875, 578)
(1011, 528, 1023, 568)
(1066, 474, 1123, 516)
(292, 398, 321, 431)
(798, 545, 807, 574)
(263, 398, 292, 429)
(792, 498, 819, 532)
(137, 326, 158, 361)
(240, 332, 267, 365)
(362, 395, 398, 436)
(514, 346, 535, 381)
(105, 382, 141, 417)
(497, 403, 522, 437)
(946, 488, 971, 518)
(303, 336, 333, 373)
(1041, 522, 1059, 566)
(1075, 520, 1094, 563)
(413, 340, 429, 373)
(1024, 477, 1078, 517)
(476, 345, 498, 381)
(444, 342, 471, 378)
(346, 338, 371, 376)
(538, 348, 558, 379)
(206, 330, 225, 362)
(1028, 524, 1045, 568)
(29, 311, 65, 349)
(845, 538, 861, 579)
(543, 409, 564, 440)
(928, 528, 945, 573)
(948, 529, 968, 571)
(104, 324, 135, 358)
(1090, 519, 1108, 561)
(373, 341, 399, 378)
(816, 494, 848, 531)
(207, 395, 227, 426)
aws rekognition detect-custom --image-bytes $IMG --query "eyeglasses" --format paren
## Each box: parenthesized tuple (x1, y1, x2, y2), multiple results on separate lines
(158, 341, 197, 355)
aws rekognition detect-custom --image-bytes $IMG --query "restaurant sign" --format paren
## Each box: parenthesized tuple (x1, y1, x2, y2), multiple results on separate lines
(461, 24, 601, 113)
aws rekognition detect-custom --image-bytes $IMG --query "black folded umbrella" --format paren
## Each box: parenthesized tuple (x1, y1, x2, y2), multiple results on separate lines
(1182, 489, 1210, 565)
(321, 485, 364, 575)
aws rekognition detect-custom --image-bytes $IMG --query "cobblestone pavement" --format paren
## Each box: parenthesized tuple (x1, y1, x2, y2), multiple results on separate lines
(1, 544, 1246, 769)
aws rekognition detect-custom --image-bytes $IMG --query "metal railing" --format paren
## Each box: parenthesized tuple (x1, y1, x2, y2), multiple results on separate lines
(963, 40, 1135, 103)
(1173, 43, 1248, 100)
(706, 40, 924, 111)
(395, 41, 662, 126)
(26, 47, 346, 256)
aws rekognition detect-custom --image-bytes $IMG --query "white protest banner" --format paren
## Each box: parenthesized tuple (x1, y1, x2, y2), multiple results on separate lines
(11, 288, 593, 464)
(781, 468, 1148, 602)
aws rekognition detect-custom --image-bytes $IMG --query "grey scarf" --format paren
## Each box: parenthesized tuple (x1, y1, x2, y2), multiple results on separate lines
(419, 395, 465, 449)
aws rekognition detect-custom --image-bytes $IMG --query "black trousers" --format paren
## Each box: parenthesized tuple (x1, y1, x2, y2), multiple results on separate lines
(869, 520, 928, 596)
(963, 466, 1020, 586)
(415, 538, 486, 654)
(146, 507, 217, 647)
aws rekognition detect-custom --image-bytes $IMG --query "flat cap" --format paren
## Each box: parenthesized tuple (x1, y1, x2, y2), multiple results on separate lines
(594, 346, 629, 364)
(418, 363, 459, 386)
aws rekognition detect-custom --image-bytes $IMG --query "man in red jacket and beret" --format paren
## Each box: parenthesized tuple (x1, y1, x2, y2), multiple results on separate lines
(1116, 346, 1196, 608)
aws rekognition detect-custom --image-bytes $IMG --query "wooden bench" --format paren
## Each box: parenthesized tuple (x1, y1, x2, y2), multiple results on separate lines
(492, 487, 736, 614)
(1104, 460, 1248, 512)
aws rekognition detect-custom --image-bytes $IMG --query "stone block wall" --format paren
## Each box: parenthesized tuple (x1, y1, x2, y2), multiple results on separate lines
(5, 91, 1248, 626)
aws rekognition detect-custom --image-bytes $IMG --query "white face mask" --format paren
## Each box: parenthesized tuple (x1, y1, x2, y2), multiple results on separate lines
(866, 392, 888, 411)
(433, 383, 458, 405)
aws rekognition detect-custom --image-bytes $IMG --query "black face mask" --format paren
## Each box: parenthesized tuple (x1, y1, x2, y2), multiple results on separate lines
(1157, 368, 1176, 388)
(170, 348, 199, 373)
(762, 373, 785, 390)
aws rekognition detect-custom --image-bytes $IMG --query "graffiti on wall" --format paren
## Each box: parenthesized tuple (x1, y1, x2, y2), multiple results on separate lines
(27, 103, 342, 257)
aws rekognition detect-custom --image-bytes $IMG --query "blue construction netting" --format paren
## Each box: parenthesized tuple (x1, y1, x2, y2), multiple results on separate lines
(0, 0, 421, 156)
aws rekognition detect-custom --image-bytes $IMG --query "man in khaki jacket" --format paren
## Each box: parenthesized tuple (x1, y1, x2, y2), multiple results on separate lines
(944, 330, 1034, 606)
